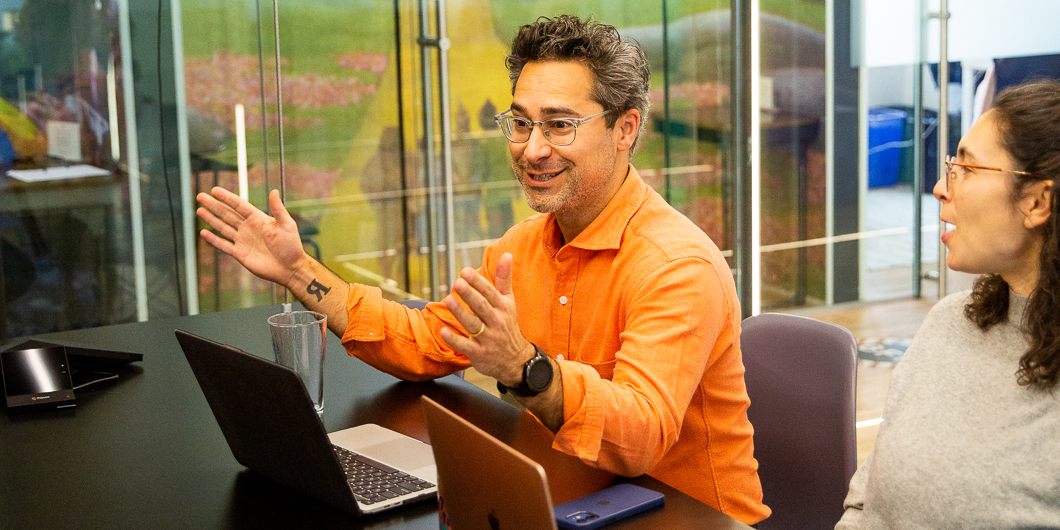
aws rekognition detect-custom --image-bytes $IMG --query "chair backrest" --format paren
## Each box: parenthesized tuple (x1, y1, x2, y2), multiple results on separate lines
(741, 313, 857, 530)
(397, 298, 430, 311)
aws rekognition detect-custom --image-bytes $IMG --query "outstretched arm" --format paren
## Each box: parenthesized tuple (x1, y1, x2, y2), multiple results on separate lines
(196, 187, 350, 336)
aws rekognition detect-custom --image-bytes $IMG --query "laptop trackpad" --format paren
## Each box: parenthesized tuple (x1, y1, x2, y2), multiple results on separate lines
(330, 424, 436, 473)
(359, 437, 436, 471)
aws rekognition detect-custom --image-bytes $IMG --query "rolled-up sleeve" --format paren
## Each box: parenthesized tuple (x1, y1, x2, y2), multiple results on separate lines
(340, 283, 470, 381)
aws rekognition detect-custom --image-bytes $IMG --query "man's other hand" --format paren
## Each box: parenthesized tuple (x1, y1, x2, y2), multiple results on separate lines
(439, 253, 535, 387)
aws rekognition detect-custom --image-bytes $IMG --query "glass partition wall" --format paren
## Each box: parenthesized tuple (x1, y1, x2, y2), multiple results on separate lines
(0, 0, 190, 338)
(186, 0, 951, 316)
(181, 0, 752, 309)
(0, 0, 852, 336)
(10, 0, 1055, 336)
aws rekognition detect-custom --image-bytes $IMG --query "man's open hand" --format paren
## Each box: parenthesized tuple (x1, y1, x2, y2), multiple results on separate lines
(439, 253, 535, 386)
(196, 187, 308, 286)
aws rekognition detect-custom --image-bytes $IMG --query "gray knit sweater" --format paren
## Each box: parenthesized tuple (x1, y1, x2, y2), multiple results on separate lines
(837, 290, 1060, 529)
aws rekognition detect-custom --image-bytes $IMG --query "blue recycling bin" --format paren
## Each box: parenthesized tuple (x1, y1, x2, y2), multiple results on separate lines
(868, 107, 907, 188)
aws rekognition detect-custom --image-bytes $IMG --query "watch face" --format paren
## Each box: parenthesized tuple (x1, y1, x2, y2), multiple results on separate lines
(526, 355, 553, 392)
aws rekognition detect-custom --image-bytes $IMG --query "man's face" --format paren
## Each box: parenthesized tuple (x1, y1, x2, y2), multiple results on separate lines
(508, 60, 625, 222)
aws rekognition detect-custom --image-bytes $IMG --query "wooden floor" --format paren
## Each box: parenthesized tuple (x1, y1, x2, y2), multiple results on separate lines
(464, 296, 939, 465)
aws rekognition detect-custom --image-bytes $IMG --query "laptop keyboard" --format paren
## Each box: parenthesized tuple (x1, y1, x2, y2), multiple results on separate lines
(333, 445, 435, 505)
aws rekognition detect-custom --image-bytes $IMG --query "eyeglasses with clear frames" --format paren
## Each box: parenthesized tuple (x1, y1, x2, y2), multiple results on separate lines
(943, 155, 1033, 192)
(494, 109, 613, 146)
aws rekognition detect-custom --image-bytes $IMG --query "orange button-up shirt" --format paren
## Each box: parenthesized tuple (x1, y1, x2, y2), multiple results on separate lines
(341, 167, 769, 524)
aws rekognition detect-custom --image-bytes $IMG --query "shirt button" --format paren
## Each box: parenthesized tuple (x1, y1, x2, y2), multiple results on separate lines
(559, 295, 568, 305)
(557, 354, 564, 361)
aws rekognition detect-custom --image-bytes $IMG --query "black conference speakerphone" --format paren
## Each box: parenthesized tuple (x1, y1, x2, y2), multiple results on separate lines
(1, 340, 142, 413)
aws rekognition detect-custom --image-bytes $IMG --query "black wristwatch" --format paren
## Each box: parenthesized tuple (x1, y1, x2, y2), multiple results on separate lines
(497, 344, 553, 398)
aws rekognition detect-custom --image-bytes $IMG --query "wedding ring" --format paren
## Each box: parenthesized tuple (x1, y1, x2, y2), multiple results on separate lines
(470, 322, 486, 338)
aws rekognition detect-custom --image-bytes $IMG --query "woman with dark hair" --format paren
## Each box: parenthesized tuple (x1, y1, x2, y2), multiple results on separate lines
(837, 79, 1060, 528)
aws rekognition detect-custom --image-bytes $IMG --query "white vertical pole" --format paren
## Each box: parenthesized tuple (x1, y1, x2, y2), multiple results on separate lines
(825, 0, 835, 305)
(171, 0, 199, 315)
(935, 0, 950, 299)
(235, 104, 248, 201)
(749, 0, 762, 315)
(107, 54, 120, 161)
(117, 0, 149, 321)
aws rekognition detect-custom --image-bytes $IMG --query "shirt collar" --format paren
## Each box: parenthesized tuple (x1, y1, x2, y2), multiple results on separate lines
(542, 164, 646, 253)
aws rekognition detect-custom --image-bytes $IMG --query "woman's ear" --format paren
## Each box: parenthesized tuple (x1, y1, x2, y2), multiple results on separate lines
(1022, 179, 1054, 229)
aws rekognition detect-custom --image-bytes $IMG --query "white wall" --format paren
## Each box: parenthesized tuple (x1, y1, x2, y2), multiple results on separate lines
(867, 65, 915, 107)
(855, 0, 1060, 68)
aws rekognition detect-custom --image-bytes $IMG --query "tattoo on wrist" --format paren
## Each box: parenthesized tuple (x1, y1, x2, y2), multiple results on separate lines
(307, 279, 331, 302)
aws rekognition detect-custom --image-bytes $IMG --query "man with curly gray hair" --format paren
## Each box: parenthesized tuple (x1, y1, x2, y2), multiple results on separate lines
(196, 14, 768, 525)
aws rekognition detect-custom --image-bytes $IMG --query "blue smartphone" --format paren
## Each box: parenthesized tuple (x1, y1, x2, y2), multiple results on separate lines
(554, 483, 664, 529)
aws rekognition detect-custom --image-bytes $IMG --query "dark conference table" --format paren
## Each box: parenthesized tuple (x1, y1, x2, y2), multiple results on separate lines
(0, 305, 751, 529)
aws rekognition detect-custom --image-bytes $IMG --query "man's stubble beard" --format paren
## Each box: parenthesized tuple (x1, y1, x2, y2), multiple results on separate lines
(512, 149, 616, 216)
(514, 157, 574, 214)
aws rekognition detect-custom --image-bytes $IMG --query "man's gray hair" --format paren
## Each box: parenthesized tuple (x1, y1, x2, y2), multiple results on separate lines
(505, 15, 651, 152)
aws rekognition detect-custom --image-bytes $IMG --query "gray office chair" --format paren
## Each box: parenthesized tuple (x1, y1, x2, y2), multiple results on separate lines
(397, 298, 430, 311)
(397, 298, 463, 379)
(741, 313, 858, 530)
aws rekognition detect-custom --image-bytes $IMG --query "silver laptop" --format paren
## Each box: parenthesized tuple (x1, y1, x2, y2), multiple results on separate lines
(175, 329, 437, 516)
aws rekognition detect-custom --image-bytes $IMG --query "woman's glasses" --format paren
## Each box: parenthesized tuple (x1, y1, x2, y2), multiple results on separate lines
(943, 155, 1032, 192)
